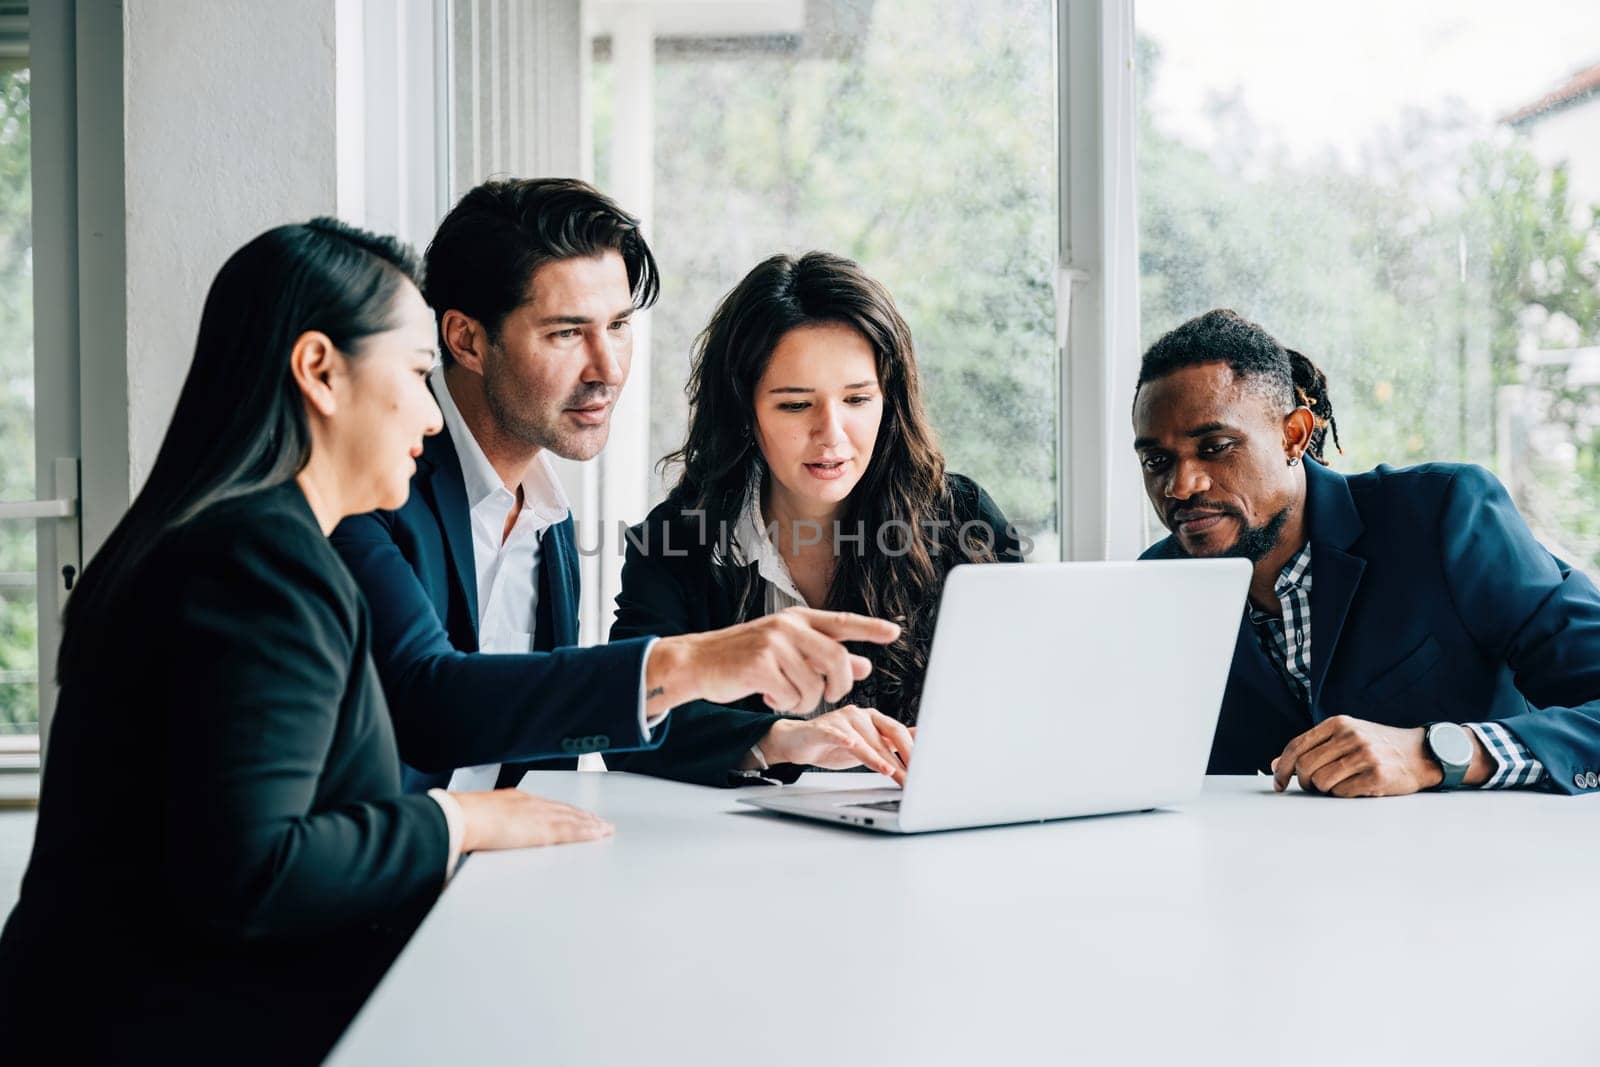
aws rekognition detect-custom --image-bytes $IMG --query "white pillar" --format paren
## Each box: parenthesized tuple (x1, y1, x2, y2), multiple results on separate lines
(597, 5, 656, 644)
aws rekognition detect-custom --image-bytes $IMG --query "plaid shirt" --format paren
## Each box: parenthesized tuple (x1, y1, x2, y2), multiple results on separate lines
(1247, 543, 1545, 789)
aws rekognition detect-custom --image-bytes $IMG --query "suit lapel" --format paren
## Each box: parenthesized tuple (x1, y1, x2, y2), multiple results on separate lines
(1304, 459, 1366, 715)
(1150, 532, 1312, 726)
(420, 427, 481, 639)
(540, 517, 580, 648)
(1230, 614, 1310, 728)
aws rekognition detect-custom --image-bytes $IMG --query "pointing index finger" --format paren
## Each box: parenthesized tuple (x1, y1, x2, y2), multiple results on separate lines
(797, 608, 901, 646)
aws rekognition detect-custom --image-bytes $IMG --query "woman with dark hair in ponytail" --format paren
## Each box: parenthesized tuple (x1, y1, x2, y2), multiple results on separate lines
(608, 252, 1023, 786)
(0, 220, 612, 1062)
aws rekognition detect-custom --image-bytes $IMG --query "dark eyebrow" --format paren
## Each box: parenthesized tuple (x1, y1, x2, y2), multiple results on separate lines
(768, 381, 878, 395)
(1133, 423, 1240, 451)
(534, 307, 635, 327)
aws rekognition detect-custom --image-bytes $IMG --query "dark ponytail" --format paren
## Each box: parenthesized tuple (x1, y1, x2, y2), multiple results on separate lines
(1286, 348, 1342, 464)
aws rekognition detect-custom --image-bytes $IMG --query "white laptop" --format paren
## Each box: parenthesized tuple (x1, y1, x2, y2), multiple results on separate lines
(738, 559, 1250, 833)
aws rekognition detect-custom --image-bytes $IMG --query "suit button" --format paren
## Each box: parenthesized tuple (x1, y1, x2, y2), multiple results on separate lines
(1577, 772, 1588, 790)
(561, 738, 578, 754)
(594, 734, 610, 749)
(1587, 772, 1599, 789)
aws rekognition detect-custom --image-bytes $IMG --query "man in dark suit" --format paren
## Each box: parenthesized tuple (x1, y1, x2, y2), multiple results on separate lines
(1133, 308, 1600, 796)
(332, 179, 907, 792)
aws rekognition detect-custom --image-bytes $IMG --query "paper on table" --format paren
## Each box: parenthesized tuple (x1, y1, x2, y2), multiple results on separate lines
(447, 763, 502, 792)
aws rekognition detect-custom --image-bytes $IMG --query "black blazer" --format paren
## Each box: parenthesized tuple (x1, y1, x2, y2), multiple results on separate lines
(0, 483, 449, 1063)
(608, 473, 1022, 784)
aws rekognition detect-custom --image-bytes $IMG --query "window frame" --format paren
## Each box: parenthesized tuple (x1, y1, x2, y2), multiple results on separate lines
(1059, 0, 1146, 563)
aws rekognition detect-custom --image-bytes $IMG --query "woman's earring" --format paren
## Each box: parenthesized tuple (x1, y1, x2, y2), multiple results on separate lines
(1287, 455, 1301, 468)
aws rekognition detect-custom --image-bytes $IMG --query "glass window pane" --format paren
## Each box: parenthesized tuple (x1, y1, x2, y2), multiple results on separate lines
(0, 59, 34, 737)
(593, 0, 1059, 553)
(1136, 2, 1600, 572)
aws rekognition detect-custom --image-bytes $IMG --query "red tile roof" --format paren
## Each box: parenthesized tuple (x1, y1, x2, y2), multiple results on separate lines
(1504, 62, 1600, 126)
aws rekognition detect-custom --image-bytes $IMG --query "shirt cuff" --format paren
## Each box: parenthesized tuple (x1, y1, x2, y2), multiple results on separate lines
(1466, 722, 1547, 789)
(427, 787, 467, 883)
(637, 636, 667, 740)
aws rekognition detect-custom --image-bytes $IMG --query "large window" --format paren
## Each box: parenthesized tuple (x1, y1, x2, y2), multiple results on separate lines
(591, 0, 1060, 554)
(1137, 2, 1600, 572)
(0, 54, 32, 743)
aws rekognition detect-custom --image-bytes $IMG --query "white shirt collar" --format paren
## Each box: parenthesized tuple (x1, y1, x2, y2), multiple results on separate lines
(430, 366, 570, 529)
(730, 468, 807, 605)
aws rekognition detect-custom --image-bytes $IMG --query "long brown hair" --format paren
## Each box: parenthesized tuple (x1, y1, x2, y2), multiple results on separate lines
(662, 251, 995, 722)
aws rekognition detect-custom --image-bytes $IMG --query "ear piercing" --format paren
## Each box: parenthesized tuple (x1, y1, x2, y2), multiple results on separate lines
(1287, 455, 1301, 467)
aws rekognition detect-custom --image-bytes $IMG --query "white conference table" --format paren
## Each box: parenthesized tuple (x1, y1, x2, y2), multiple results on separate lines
(331, 772, 1598, 1066)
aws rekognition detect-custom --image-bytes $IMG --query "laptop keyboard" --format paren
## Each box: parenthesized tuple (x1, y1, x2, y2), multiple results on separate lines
(850, 799, 902, 812)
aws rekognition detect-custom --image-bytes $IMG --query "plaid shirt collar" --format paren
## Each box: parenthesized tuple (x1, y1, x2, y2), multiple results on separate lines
(1247, 542, 1313, 624)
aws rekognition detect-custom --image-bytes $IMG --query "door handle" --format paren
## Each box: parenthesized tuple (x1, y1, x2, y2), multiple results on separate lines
(0, 498, 76, 520)
(0, 459, 83, 596)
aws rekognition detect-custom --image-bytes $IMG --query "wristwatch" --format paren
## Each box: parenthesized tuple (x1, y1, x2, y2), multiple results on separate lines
(1423, 722, 1474, 790)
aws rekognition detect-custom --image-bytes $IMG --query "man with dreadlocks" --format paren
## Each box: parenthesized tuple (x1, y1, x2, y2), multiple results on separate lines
(1132, 308, 1600, 797)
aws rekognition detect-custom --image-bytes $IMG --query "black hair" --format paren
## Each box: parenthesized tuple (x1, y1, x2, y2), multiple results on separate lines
(1286, 347, 1342, 462)
(422, 177, 659, 363)
(1136, 308, 1342, 462)
(58, 217, 420, 680)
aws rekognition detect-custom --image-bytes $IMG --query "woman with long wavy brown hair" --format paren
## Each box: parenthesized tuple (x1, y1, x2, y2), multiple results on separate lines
(608, 251, 1022, 785)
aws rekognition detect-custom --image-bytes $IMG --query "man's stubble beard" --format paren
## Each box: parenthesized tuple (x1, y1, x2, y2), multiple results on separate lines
(1173, 506, 1291, 563)
(482, 350, 612, 462)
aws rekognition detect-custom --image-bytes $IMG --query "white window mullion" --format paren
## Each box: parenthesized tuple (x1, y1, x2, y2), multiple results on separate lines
(1059, 0, 1144, 562)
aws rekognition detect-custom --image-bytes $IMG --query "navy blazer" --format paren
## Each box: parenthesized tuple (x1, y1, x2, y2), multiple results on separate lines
(1142, 457, 1600, 794)
(331, 425, 661, 793)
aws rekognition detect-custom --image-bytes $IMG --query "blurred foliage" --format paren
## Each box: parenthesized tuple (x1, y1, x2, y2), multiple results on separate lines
(0, 67, 34, 732)
(598, 3, 1597, 575)
(597, 0, 1060, 538)
(1137, 37, 1600, 571)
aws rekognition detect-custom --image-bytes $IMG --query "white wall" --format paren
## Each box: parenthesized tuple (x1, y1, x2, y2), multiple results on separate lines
(120, 0, 339, 491)
(1522, 97, 1600, 220)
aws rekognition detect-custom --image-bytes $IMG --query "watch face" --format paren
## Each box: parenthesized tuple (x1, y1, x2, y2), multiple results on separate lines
(1429, 723, 1474, 767)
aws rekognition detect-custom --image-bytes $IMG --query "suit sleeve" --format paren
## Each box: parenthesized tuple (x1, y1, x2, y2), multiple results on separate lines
(1438, 465, 1600, 794)
(331, 510, 659, 773)
(161, 525, 447, 942)
(606, 529, 780, 787)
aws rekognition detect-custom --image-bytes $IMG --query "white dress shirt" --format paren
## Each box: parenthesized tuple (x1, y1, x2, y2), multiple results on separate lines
(730, 469, 811, 617)
(727, 471, 843, 774)
(426, 369, 661, 879)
